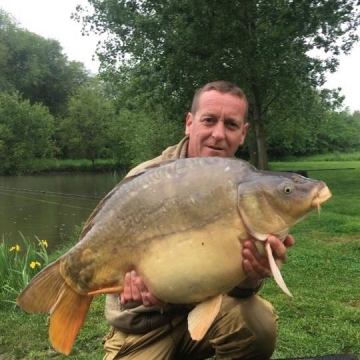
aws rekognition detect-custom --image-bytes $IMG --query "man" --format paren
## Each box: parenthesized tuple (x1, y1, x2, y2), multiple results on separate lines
(103, 81, 294, 360)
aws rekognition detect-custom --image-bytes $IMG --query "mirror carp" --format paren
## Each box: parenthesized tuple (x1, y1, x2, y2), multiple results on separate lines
(17, 157, 332, 355)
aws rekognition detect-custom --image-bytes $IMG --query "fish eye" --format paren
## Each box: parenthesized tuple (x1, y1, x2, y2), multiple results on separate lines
(283, 185, 293, 194)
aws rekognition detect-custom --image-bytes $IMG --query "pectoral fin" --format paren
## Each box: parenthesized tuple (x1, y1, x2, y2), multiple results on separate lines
(188, 294, 222, 341)
(265, 241, 292, 297)
(88, 285, 124, 296)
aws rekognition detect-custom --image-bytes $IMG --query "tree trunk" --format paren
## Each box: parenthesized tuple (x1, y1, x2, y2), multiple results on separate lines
(248, 103, 269, 170)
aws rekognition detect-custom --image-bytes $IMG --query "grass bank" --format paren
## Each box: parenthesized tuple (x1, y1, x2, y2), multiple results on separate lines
(0, 157, 359, 359)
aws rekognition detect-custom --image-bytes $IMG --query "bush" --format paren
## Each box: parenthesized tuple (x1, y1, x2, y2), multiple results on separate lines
(0, 92, 57, 175)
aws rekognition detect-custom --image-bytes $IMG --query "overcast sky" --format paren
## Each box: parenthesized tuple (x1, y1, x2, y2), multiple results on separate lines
(0, 0, 101, 73)
(1, 0, 359, 112)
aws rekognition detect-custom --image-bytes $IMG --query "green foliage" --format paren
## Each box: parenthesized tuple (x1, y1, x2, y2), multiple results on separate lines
(0, 234, 50, 302)
(58, 81, 117, 164)
(78, 0, 360, 168)
(267, 104, 360, 159)
(111, 105, 183, 168)
(17, 158, 122, 174)
(2, 5, 360, 171)
(0, 92, 56, 174)
(317, 110, 360, 153)
(1, 5, 360, 173)
(0, 9, 90, 117)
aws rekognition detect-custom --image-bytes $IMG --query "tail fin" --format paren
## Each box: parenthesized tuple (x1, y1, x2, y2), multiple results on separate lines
(50, 284, 92, 355)
(17, 258, 93, 355)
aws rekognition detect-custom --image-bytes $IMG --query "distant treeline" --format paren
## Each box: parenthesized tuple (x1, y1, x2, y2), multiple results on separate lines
(1, 4, 360, 175)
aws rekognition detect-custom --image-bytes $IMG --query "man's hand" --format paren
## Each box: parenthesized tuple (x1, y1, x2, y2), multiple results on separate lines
(242, 235, 295, 280)
(120, 270, 164, 307)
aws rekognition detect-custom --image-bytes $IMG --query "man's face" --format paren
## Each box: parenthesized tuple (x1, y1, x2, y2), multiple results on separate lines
(185, 90, 249, 158)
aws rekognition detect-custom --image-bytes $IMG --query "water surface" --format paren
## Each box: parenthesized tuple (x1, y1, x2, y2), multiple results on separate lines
(0, 172, 120, 251)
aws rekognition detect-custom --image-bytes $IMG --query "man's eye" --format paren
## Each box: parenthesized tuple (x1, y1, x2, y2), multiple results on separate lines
(204, 118, 215, 124)
(226, 122, 239, 129)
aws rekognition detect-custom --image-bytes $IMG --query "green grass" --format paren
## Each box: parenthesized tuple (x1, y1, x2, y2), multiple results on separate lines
(0, 234, 107, 360)
(278, 151, 360, 162)
(1, 156, 359, 359)
(268, 159, 360, 358)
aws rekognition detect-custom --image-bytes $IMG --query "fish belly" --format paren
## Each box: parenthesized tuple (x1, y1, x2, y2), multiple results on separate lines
(137, 221, 245, 304)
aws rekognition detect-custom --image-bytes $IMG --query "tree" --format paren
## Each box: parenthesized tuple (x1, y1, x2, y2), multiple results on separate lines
(0, 10, 17, 93)
(58, 81, 117, 165)
(0, 9, 90, 117)
(111, 105, 183, 168)
(0, 92, 56, 174)
(317, 110, 360, 153)
(77, 0, 360, 168)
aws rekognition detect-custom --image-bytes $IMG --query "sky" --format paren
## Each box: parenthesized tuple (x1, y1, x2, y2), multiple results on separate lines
(1, 0, 359, 112)
(0, 0, 101, 73)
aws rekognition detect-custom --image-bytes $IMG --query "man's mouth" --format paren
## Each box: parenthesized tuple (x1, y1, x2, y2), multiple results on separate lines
(208, 145, 225, 151)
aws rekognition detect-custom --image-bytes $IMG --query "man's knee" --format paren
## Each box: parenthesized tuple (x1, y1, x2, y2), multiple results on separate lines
(211, 295, 278, 359)
(247, 296, 277, 339)
(237, 295, 278, 358)
(103, 327, 127, 360)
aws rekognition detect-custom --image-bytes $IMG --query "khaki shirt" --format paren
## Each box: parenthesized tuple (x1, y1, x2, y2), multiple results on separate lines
(126, 137, 189, 178)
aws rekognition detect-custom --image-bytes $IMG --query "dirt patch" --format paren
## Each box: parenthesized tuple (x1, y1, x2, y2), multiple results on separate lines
(348, 299, 360, 307)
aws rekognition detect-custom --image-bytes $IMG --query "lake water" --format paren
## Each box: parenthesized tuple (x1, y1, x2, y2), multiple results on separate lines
(0, 172, 121, 251)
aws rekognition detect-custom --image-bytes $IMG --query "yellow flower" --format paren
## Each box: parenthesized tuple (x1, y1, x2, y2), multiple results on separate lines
(40, 240, 48, 248)
(29, 261, 41, 269)
(10, 244, 20, 252)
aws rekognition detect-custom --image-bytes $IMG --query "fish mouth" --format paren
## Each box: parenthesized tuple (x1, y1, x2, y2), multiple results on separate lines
(311, 184, 332, 211)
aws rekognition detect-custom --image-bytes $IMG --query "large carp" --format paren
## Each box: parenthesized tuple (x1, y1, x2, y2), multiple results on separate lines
(17, 157, 331, 355)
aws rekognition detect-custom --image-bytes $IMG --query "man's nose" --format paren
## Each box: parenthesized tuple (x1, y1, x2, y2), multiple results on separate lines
(212, 122, 226, 140)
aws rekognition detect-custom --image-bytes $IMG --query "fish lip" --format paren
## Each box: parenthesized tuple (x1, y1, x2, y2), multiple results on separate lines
(311, 185, 332, 208)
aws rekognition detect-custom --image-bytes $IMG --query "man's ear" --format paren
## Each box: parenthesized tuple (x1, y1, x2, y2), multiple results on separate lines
(185, 112, 193, 136)
(239, 122, 249, 145)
